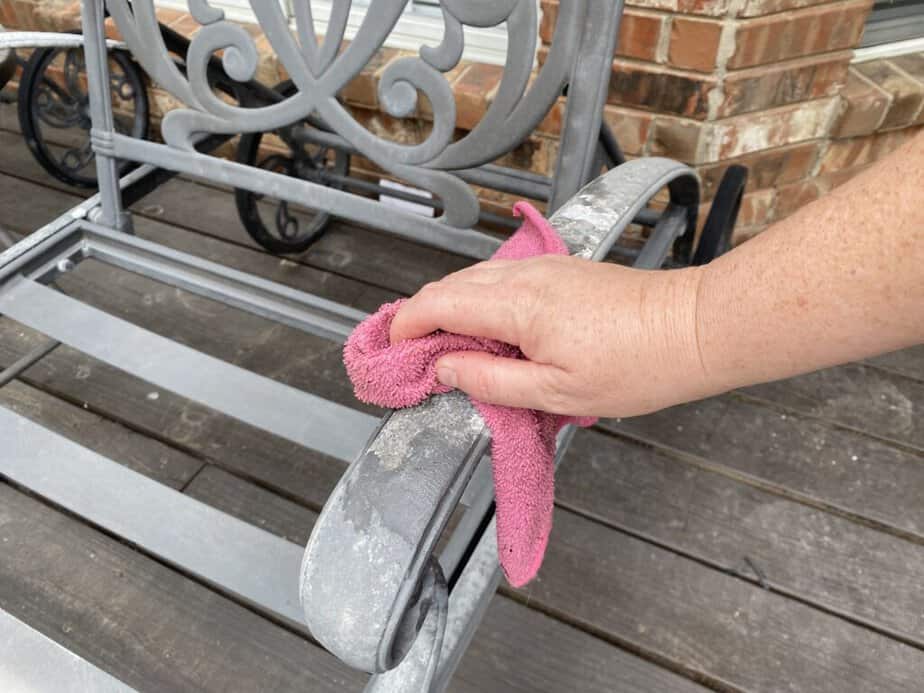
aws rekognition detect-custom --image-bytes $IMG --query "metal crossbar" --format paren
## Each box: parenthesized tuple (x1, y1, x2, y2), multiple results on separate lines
(0, 275, 377, 463)
(0, 607, 135, 693)
(0, 0, 716, 689)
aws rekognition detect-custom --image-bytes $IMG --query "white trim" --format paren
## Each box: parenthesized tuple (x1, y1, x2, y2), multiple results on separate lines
(155, 0, 511, 66)
(156, 0, 287, 25)
(311, 2, 510, 65)
(852, 36, 924, 62)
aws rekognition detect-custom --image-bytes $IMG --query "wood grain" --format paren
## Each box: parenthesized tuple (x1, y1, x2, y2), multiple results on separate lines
(0, 483, 365, 692)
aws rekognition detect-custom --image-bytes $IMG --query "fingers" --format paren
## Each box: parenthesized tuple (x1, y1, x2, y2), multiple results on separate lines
(390, 280, 526, 345)
(436, 351, 572, 413)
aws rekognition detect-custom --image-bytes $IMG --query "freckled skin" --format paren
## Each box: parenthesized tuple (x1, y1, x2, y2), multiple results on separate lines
(391, 132, 924, 418)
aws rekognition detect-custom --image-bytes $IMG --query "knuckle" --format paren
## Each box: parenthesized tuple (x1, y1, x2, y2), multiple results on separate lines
(537, 370, 574, 414)
(418, 281, 442, 297)
(472, 365, 500, 402)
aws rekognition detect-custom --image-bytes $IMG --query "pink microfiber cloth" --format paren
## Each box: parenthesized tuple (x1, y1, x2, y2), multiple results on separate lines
(343, 202, 596, 587)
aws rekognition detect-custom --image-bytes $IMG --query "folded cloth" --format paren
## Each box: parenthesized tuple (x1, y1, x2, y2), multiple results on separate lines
(343, 202, 596, 587)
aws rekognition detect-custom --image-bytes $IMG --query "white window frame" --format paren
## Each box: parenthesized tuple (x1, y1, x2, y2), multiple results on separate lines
(155, 0, 512, 65)
(854, 0, 924, 61)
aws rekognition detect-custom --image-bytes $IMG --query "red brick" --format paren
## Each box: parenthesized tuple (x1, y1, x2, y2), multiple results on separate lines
(676, 0, 733, 14)
(30, 0, 79, 31)
(736, 188, 777, 227)
(729, 0, 871, 69)
(668, 17, 722, 72)
(339, 47, 401, 109)
(154, 7, 186, 26)
(888, 53, 924, 124)
(252, 35, 279, 86)
(102, 16, 123, 41)
(832, 68, 891, 138)
(731, 223, 767, 245)
(603, 105, 654, 156)
(8, 0, 41, 29)
(610, 61, 717, 119)
(819, 127, 922, 173)
(855, 59, 924, 129)
(539, 1, 558, 44)
(351, 108, 425, 146)
(814, 163, 872, 192)
(708, 98, 838, 161)
(0, 1, 17, 27)
(169, 14, 202, 39)
(543, 4, 665, 62)
(495, 135, 556, 175)
(739, 0, 853, 19)
(648, 115, 705, 162)
(618, 11, 664, 63)
(625, 0, 731, 17)
(536, 97, 565, 136)
(697, 141, 820, 199)
(719, 52, 851, 118)
(452, 63, 504, 130)
(774, 178, 823, 219)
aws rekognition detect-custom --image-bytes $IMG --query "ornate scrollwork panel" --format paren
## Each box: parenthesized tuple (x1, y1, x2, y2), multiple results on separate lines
(107, 0, 599, 227)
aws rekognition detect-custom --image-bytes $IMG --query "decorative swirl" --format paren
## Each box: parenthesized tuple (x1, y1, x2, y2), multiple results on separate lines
(188, 0, 224, 25)
(419, 10, 463, 72)
(106, 0, 587, 224)
(437, 0, 522, 27)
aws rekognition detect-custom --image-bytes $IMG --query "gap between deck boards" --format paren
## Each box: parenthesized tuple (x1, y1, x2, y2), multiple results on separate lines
(4, 117, 924, 690)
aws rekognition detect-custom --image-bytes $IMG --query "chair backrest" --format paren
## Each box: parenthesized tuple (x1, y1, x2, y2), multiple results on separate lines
(82, 0, 622, 254)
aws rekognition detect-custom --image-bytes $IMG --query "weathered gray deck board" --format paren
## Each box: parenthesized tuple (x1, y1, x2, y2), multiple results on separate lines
(0, 321, 349, 510)
(3, 116, 924, 691)
(187, 466, 712, 693)
(602, 397, 924, 543)
(4, 129, 920, 455)
(0, 483, 366, 693)
(742, 363, 924, 451)
(0, 126, 468, 297)
(558, 428, 924, 647)
(527, 509, 924, 693)
(867, 345, 924, 381)
(182, 452, 924, 692)
(1, 379, 202, 490)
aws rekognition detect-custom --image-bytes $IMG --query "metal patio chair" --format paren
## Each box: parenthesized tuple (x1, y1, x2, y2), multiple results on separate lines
(0, 2, 740, 690)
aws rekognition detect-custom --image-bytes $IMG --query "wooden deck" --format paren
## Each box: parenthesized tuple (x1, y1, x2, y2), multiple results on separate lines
(2, 102, 924, 692)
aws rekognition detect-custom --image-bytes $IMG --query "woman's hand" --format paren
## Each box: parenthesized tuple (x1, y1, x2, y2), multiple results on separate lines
(389, 255, 710, 418)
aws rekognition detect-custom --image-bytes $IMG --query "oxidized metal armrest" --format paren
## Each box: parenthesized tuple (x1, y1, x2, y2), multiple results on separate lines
(0, 31, 124, 51)
(300, 158, 700, 686)
(0, 31, 125, 91)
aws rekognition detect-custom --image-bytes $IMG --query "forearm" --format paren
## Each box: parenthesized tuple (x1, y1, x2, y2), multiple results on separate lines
(693, 130, 924, 396)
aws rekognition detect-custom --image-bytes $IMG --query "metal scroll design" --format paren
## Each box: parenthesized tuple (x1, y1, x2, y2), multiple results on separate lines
(106, 0, 587, 228)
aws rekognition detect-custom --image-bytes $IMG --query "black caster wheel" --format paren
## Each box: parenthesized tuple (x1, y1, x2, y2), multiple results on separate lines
(234, 80, 350, 255)
(691, 164, 748, 265)
(17, 32, 148, 188)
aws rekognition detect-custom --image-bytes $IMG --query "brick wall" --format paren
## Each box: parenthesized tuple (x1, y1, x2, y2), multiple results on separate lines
(543, 0, 924, 241)
(3, 0, 924, 243)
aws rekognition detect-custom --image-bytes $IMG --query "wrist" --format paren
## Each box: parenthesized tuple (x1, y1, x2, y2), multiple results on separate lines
(638, 265, 712, 410)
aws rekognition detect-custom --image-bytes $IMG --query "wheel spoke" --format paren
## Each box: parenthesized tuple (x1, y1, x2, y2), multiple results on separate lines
(275, 200, 300, 240)
(60, 139, 94, 174)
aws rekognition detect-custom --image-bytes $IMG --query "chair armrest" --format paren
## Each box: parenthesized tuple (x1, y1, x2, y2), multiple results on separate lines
(300, 158, 699, 680)
(0, 31, 124, 51)
(0, 31, 127, 92)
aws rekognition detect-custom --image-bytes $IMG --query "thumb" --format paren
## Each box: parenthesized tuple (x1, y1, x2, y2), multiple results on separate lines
(436, 352, 570, 412)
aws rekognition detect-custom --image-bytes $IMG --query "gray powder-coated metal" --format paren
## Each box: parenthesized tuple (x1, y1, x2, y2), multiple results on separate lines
(94, 0, 623, 256)
(0, 608, 136, 693)
(303, 158, 700, 691)
(0, 4, 703, 690)
(0, 406, 307, 627)
(0, 277, 378, 463)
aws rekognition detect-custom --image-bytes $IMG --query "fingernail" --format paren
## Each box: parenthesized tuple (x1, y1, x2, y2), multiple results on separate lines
(437, 365, 457, 388)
